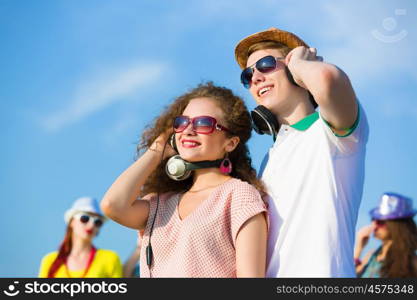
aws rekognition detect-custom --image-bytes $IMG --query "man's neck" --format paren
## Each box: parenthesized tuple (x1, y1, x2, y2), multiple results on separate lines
(275, 92, 315, 126)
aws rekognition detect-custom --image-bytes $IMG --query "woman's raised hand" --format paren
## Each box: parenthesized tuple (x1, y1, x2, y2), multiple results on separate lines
(356, 224, 374, 249)
(150, 129, 177, 160)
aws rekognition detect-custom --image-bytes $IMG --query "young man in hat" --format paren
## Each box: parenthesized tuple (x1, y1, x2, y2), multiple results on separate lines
(234, 28, 369, 277)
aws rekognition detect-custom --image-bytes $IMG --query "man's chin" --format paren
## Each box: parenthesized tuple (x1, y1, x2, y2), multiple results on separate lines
(256, 98, 276, 111)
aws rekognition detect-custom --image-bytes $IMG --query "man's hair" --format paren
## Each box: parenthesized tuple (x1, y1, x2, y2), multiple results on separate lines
(247, 40, 292, 58)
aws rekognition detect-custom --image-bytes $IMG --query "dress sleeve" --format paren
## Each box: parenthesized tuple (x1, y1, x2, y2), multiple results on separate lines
(230, 182, 267, 246)
(143, 192, 175, 238)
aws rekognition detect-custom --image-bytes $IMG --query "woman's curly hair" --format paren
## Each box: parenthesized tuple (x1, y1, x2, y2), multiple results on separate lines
(136, 82, 265, 197)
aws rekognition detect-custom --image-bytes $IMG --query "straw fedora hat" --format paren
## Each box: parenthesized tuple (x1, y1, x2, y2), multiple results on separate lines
(235, 27, 308, 69)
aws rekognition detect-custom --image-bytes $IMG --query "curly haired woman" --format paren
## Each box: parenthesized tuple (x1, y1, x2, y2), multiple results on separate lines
(101, 82, 268, 278)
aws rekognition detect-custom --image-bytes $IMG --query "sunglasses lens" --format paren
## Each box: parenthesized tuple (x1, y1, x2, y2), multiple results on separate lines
(173, 116, 189, 133)
(193, 117, 215, 133)
(80, 215, 90, 224)
(240, 68, 253, 89)
(373, 219, 386, 227)
(240, 56, 277, 89)
(94, 219, 103, 227)
(256, 56, 277, 73)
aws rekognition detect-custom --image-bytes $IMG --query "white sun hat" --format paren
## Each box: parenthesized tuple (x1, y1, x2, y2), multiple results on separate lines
(64, 196, 106, 224)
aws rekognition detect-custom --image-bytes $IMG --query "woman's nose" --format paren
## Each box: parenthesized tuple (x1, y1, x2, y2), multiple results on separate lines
(86, 222, 95, 230)
(182, 122, 196, 135)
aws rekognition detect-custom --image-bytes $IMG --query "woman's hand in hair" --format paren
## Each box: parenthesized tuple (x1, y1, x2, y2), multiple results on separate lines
(101, 131, 177, 230)
(150, 129, 177, 159)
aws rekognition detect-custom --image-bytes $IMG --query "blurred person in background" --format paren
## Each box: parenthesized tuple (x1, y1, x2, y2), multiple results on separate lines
(123, 230, 144, 277)
(355, 192, 417, 278)
(38, 197, 123, 278)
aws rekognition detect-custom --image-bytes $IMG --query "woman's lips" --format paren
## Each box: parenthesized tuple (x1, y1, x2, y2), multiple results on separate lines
(86, 229, 93, 235)
(181, 140, 201, 148)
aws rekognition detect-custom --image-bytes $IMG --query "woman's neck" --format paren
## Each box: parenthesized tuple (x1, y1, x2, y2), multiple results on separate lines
(191, 168, 231, 191)
(70, 237, 92, 257)
(378, 240, 393, 261)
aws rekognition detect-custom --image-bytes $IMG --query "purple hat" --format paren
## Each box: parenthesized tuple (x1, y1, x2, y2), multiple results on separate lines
(369, 192, 416, 220)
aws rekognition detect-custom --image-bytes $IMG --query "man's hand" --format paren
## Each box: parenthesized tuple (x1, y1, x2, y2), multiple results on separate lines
(285, 46, 323, 89)
(284, 46, 357, 132)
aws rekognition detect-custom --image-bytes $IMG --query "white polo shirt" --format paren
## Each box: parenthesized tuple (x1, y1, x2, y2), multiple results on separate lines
(261, 103, 369, 277)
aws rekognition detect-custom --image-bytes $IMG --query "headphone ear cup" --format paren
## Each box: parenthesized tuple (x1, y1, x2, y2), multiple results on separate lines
(250, 109, 265, 135)
(165, 155, 191, 181)
(251, 105, 279, 141)
(169, 134, 178, 152)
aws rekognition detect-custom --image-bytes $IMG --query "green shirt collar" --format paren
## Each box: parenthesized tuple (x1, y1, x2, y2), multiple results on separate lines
(290, 112, 319, 131)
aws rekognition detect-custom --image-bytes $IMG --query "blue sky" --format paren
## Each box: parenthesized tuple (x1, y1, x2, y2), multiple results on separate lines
(1, 0, 416, 277)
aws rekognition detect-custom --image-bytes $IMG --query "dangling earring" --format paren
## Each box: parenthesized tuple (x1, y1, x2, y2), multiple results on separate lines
(220, 153, 232, 174)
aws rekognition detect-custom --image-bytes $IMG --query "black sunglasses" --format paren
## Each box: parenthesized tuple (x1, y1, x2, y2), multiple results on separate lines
(75, 213, 104, 228)
(240, 55, 285, 88)
(373, 219, 387, 227)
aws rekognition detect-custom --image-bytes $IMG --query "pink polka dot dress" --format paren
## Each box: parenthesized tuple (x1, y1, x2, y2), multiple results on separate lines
(140, 178, 267, 278)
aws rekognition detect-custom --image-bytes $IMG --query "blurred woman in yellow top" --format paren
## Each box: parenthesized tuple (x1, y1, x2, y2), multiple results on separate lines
(38, 197, 122, 278)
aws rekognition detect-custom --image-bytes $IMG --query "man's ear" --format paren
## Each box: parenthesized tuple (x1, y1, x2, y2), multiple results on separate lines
(225, 136, 240, 153)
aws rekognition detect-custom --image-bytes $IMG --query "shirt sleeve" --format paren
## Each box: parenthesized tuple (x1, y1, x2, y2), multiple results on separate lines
(230, 182, 267, 246)
(38, 252, 57, 278)
(110, 252, 123, 278)
(319, 100, 369, 155)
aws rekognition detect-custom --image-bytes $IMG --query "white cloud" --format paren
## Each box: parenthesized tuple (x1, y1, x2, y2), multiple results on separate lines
(41, 62, 166, 132)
